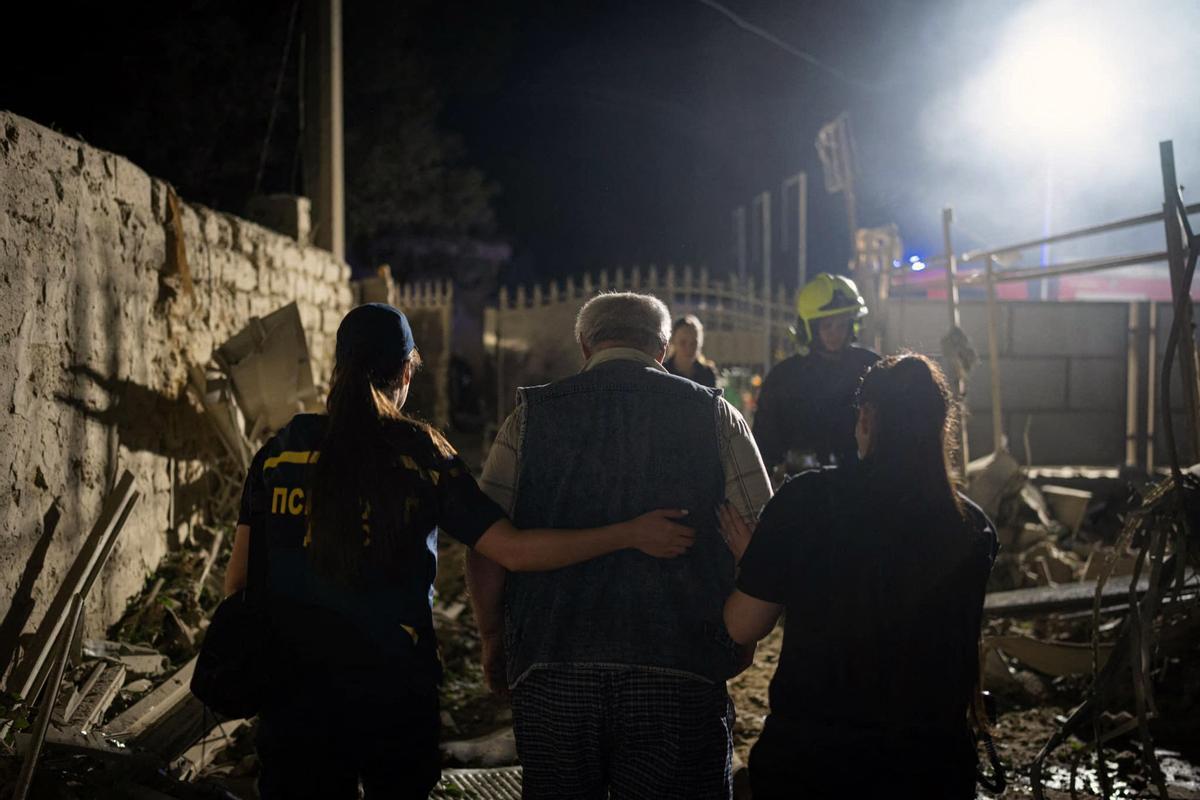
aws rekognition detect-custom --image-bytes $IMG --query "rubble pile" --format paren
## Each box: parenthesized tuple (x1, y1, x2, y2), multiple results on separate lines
(967, 453, 1200, 799)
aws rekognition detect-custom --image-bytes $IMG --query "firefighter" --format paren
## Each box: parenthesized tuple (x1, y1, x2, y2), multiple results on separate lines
(752, 273, 879, 476)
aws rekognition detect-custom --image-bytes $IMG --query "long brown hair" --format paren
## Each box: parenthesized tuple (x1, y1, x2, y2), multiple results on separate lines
(306, 347, 454, 584)
(855, 353, 962, 515)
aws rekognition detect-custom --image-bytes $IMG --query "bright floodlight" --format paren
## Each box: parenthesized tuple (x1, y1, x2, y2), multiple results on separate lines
(965, 3, 1126, 157)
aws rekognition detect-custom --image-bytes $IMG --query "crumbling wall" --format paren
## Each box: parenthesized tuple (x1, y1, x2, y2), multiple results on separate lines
(0, 111, 352, 637)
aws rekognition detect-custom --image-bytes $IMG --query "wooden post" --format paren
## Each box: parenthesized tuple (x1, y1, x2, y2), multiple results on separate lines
(1146, 302, 1158, 472)
(1125, 302, 1141, 467)
(985, 255, 1004, 454)
(941, 207, 969, 469)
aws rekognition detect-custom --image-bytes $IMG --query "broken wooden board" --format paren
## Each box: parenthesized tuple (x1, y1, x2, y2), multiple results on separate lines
(103, 656, 197, 740)
(6, 473, 138, 703)
(83, 640, 168, 677)
(170, 717, 249, 782)
(72, 664, 126, 730)
(987, 635, 1115, 676)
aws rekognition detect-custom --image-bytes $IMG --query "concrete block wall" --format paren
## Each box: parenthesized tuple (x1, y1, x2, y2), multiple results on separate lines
(0, 111, 352, 637)
(883, 299, 1134, 465)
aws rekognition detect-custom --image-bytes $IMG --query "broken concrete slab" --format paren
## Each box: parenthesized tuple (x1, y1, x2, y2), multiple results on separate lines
(1041, 484, 1093, 536)
(214, 302, 320, 436)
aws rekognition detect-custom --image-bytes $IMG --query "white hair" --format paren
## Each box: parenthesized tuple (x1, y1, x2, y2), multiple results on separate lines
(574, 292, 671, 355)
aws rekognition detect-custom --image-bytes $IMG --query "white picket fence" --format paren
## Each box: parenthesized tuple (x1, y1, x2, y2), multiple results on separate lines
(485, 265, 795, 419)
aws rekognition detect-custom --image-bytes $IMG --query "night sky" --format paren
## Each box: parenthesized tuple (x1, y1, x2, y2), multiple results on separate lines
(8, 0, 1197, 285)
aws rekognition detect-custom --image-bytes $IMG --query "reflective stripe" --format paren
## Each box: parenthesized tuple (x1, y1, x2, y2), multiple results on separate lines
(401, 624, 419, 645)
(263, 450, 320, 472)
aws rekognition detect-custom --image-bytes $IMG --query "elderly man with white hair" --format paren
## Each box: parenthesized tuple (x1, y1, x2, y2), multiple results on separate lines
(467, 292, 771, 799)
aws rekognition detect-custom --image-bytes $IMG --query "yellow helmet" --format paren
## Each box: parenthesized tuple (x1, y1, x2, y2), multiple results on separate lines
(794, 273, 868, 345)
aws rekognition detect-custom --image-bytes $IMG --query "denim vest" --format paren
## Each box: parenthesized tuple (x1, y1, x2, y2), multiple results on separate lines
(505, 359, 735, 683)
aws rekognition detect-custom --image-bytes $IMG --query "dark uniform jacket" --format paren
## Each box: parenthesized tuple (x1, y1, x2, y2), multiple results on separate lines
(752, 345, 879, 470)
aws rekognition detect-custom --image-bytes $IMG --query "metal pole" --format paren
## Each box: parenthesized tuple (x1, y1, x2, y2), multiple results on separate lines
(1125, 302, 1140, 467)
(941, 207, 969, 470)
(1158, 140, 1200, 467)
(985, 255, 1004, 454)
(782, 173, 808, 289)
(733, 207, 747, 281)
(758, 191, 773, 374)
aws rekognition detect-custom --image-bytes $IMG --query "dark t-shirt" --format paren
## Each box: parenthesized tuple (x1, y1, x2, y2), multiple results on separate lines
(664, 356, 718, 388)
(237, 413, 504, 699)
(737, 464, 996, 744)
(752, 345, 880, 469)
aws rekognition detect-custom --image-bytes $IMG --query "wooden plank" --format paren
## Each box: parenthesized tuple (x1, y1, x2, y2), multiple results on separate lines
(103, 656, 197, 740)
(73, 664, 126, 730)
(54, 661, 104, 725)
(6, 473, 138, 703)
(13, 594, 84, 800)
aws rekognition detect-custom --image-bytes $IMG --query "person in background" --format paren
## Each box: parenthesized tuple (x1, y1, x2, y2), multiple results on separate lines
(224, 303, 696, 800)
(752, 273, 879, 477)
(720, 354, 997, 799)
(467, 292, 772, 800)
(665, 314, 718, 388)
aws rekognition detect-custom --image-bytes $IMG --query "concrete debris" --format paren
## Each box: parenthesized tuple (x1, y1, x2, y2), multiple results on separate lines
(1040, 484, 1093, 537)
(214, 302, 320, 437)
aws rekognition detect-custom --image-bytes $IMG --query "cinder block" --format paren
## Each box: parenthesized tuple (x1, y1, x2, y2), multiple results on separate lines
(885, 299, 1007, 359)
(966, 358, 1067, 411)
(1068, 358, 1126, 410)
(1020, 411, 1125, 465)
(1010, 302, 1127, 356)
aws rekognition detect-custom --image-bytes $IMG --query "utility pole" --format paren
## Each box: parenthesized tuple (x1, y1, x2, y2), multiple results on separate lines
(303, 0, 345, 260)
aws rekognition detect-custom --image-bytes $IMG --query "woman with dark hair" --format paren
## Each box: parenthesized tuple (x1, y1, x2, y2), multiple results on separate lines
(224, 303, 694, 799)
(720, 353, 997, 799)
(664, 314, 718, 388)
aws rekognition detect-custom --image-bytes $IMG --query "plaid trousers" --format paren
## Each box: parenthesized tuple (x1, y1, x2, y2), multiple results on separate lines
(511, 665, 735, 800)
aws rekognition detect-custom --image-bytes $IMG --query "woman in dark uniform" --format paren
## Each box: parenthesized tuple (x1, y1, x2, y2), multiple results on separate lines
(224, 303, 693, 799)
(720, 354, 997, 799)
